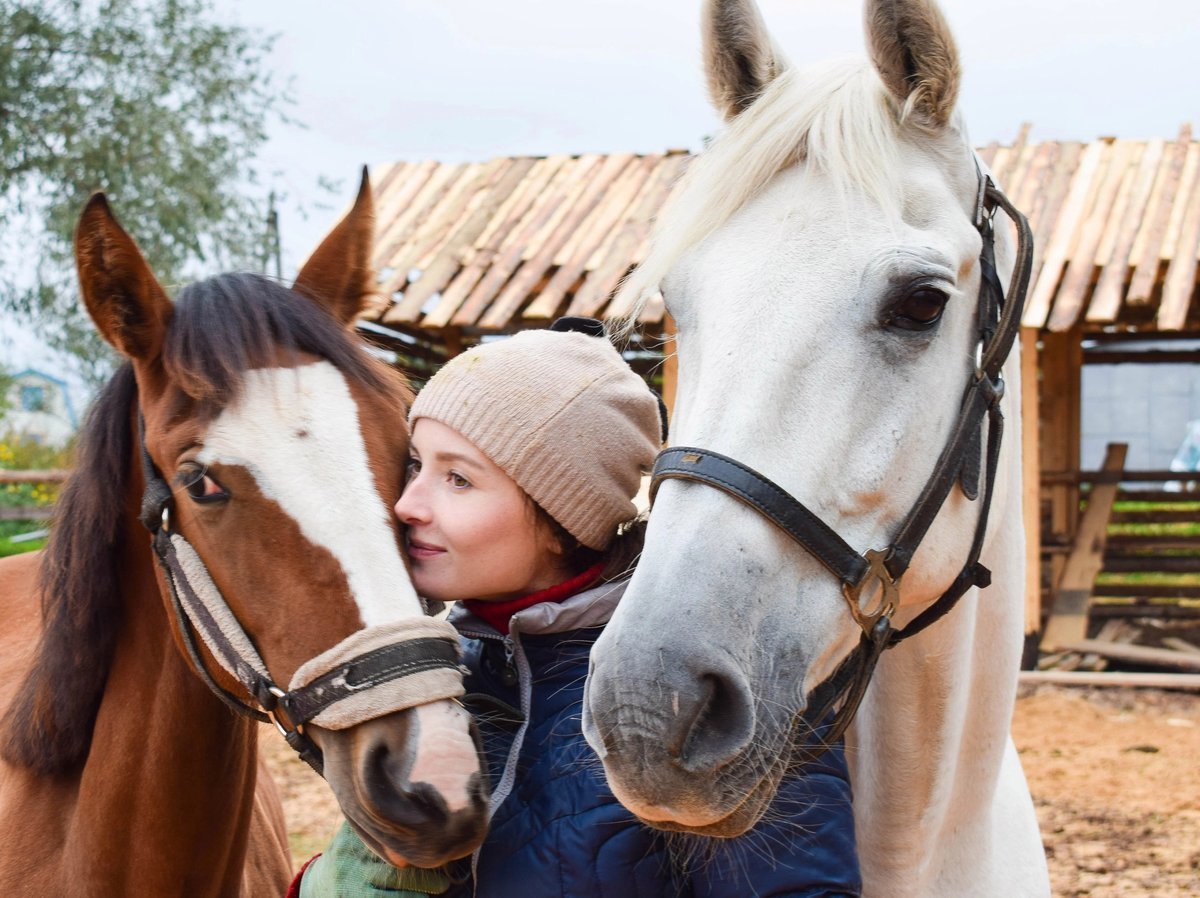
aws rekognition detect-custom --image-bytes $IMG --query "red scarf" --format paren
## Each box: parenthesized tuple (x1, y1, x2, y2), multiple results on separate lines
(462, 563, 605, 635)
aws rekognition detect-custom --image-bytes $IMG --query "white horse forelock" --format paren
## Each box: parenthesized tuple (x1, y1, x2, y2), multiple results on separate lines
(615, 58, 969, 331)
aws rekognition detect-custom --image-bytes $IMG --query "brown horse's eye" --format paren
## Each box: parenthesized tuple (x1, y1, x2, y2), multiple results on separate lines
(889, 287, 948, 331)
(179, 466, 229, 504)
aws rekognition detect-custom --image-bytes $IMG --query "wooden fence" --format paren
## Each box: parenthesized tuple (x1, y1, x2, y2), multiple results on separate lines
(0, 469, 70, 521)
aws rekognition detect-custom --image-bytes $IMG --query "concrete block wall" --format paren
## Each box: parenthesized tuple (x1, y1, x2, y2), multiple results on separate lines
(1081, 363, 1197, 470)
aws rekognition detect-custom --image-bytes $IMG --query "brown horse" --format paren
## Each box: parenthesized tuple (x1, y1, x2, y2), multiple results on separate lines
(0, 175, 489, 896)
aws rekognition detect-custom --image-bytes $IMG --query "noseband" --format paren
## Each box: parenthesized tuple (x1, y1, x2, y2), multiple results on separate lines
(649, 168, 1033, 760)
(137, 426, 466, 775)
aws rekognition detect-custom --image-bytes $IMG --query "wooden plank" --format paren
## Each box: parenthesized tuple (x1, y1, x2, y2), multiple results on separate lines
(445, 157, 595, 328)
(371, 160, 443, 273)
(1026, 140, 1106, 330)
(1050, 140, 1132, 331)
(661, 314, 678, 417)
(1040, 442, 1128, 651)
(525, 155, 659, 320)
(412, 160, 549, 328)
(1062, 639, 1200, 671)
(1110, 510, 1200, 524)
(1083, 348, 1200, 364)
(0, 469, 70, 483)
(481, 154, 637, 329)
(0, 506, 54, 521)
(520, 154, 608, 263)
(1019, 670, 1200, 689)
(551, 154, 655, 269)
(376, 162, 477, 291)
(471, 156, 566, 254)
(1038, 328, 1083, 595)
(568, 155, 689, 318)
(375, 162, 469, 284)
(1162, 637, 1200, 656)
(1157, 142, 1200, 330)
(1093, 584, 1200, 600)
(1021, 328, 1042, 635)
(395, 160, 497, 274)
(990, 123, 1032, 187)
(1127, 125, 1192, 305)
(383, 158, 539, 326)
(1043, 469, 1200, 484)
(1018, 142, 1070, 328)
(1104, 556, 1200, 574)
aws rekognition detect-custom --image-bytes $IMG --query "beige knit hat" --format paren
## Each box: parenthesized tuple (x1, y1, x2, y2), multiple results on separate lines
(409, 328, 662, 550)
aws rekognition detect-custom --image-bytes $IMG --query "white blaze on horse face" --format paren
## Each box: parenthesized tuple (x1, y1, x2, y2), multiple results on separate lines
(197, 361, 421, 625)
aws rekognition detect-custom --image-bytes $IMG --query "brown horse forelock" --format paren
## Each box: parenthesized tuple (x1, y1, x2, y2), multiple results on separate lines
(0, 272, 411, 776)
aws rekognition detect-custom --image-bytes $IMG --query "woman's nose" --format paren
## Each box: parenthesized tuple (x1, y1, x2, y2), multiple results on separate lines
(393, 483, 426, 524)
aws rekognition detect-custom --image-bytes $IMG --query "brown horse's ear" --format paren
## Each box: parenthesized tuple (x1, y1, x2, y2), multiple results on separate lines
(74, 193, 173, 362)
(703, 0, 789, 122)
(293, 167, 377, 327)
(865, 0, 961, 131)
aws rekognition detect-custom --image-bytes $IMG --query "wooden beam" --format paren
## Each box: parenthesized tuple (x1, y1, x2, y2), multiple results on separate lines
(1019, 670, 1200, 689)
(1020, 328, 1042, 634)
(661, 315, 678, 418)
(0, 507, 54, 521)
(1039, 328, 1082, 596)
(1084, 349, 1200, 365)
(1062, 638, 1200, 671)
(1040, 442, 1128, 651)
(0, 470, 70, 483)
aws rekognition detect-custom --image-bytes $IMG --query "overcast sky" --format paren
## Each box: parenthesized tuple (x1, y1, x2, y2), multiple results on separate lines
(5, 0, 1199, 379)
(226, 0, 1200, 270)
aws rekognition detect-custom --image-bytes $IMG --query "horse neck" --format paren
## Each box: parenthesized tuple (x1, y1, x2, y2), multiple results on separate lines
(846, 362, 1027, 895)
(68, 452, 264, 897)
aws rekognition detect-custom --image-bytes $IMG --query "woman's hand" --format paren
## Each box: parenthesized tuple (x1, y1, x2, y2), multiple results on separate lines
(299, 821, 452, 897)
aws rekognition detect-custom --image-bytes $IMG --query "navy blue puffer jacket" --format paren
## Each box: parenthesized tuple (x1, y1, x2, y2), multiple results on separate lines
(443, 579, 862, 898)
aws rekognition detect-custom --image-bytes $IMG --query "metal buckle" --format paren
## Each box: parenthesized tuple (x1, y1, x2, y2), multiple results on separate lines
(266, 685, 302, 738)
(842, 548, 900, 632)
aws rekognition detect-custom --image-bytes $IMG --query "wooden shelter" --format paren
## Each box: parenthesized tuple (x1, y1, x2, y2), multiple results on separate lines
(359, 125, 1200, 639)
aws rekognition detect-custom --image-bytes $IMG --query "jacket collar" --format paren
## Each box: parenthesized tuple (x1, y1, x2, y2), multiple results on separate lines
(449, 578, 627, 638)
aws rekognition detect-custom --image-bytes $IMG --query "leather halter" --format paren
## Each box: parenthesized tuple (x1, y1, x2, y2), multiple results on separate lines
(137, 420, 465, 775)
(648, 168, 1033, 760)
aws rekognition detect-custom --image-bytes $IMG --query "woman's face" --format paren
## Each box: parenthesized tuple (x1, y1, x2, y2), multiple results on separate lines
(394, 419, 570, 603)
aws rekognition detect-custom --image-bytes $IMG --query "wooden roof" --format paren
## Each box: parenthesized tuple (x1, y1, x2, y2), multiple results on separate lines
(363, 126, 1200, 338)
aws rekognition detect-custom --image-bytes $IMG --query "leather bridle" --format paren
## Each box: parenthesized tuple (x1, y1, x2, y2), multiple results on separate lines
(137, 421, 466, 775)
(648, 165, 1033, 760)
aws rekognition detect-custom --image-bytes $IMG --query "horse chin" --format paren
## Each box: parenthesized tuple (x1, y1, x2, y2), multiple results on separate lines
(632, 779, 776, 838)
(608, 756, 784, 840)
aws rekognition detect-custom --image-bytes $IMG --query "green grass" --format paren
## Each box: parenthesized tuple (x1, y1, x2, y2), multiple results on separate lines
(0, 519, 49, 557)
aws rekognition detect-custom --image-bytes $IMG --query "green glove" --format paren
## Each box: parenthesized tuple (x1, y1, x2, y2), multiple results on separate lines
(299, 820, 452, 898)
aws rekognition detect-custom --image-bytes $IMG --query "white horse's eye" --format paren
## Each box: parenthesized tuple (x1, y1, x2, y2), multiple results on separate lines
(888, 287, 949, 331)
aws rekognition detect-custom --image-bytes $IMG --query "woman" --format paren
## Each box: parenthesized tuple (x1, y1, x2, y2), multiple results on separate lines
(295, 321, 862, 897)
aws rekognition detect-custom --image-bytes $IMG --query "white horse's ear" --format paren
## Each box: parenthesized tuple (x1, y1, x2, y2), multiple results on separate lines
(865, 0, 961, 130)
(703, 0, 789, 122)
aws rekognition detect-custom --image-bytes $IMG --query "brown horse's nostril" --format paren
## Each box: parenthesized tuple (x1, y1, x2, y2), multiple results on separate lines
(665, 670, 756, 772)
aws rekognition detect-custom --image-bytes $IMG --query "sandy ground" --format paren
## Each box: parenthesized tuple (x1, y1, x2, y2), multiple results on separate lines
(264, 685, 1200, 896)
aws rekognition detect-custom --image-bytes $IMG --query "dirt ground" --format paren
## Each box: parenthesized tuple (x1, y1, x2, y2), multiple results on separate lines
(264, 685, 1200, 896)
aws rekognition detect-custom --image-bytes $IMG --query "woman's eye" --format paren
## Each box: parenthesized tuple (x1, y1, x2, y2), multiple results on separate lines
(889, 287, 949, 331)
(181, 467, 228, 504)
(449, 472, 471, 489)
(406, 457, 422, 478)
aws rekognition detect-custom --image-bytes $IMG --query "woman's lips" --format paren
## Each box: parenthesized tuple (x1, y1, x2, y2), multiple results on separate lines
(407, 536, 446, 559)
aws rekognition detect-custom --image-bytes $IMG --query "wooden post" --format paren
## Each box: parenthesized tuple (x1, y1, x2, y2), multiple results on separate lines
(442, 326, 464, 359)
(1020, 327, 1041, 635)
(1039, 327, 1083, 595)
(661, 314, 678, 417)
(1040, 442, 1128, 652)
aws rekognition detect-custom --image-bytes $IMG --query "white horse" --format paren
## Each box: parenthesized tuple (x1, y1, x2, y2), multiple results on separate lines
(583, 1, 1049, 895)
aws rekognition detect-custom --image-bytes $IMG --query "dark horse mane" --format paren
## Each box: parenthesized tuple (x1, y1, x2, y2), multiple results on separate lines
(1, 273, 411, 776)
